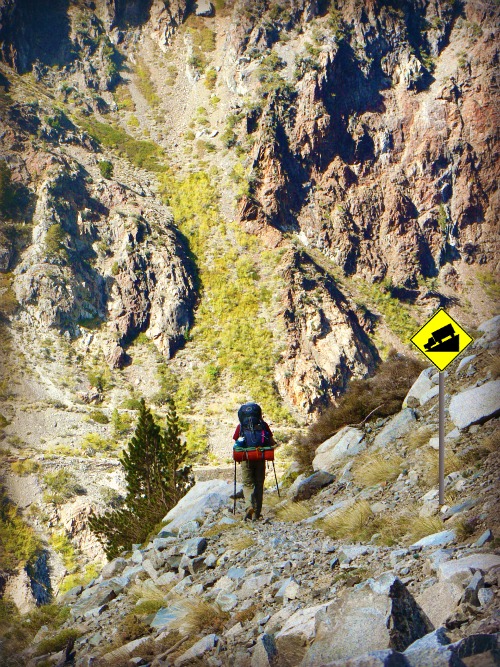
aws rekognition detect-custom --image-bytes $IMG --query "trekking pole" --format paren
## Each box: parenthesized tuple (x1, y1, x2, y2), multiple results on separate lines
(272, 460, 280, 498)
(233, 461, 237, 515)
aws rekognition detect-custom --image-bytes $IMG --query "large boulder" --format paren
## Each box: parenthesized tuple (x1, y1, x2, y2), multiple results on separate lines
(448, 380, 500, 429)
(403, 368, 434, 407)
(312, 427, 366, 471)
(372, 409, 417, 449)
(174, 633, 218, 666)
(301, 574, 433, 665)
(403, 631, 499, 666)
(275, 602, 331, 665)
(288, 470, 335, 501)
(195, 0, 214, 16)
(474, 315, 500, 348)
(437, 553, 500, 581)
(162, 480, 242, 531)
(415, 581, 464, 627)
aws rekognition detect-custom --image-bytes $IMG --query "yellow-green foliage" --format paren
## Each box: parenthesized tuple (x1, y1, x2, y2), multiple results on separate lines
(0, 273, 19, 316)
(50, 530, 78, 571)
(160, 171, 287, 421)
(81, 432, 116, 453)
(354, 279, 417, 343)
(420, 448, 461, 487)
(135, 58, 160, 107)
(88, 409, 109, 424)
(34, 628, 81, 656)
(11, 459, 41, 476)
(205, 67, 217, 90)
(113, 84, 135, 111)
(79, 118, 163, 171)
(477, 269, 500, 306)
(43, 469, 80, 503)
(352, 454, 403, 487)
(45, 223, 67, 257)
(59, 563, 100, 594)
(0, 489, 41, 572)
(0, 602, 70, 663)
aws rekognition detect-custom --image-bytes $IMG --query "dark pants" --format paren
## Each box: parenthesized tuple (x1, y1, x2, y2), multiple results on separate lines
(241, 459, 266, 517)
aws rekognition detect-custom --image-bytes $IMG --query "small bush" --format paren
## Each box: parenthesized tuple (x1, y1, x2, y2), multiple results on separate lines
(43, 470, 84, 501)
(45, 223, 66, 257)
(98, 160, 113, 179)
(88, 409, 109, 424)
(34, 628, 81, 657)
(81, 432, 115, 454)
(205, 67, 217, 90)
(0, 488, 41, 572)
(293, 352, 426, 470)
(11, 459, 40, 476)
(111, 261, 120, 276)
(120, 397, 142, 410)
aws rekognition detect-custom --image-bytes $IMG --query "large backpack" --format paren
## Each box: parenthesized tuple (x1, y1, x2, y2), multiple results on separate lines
(233, 403, 274, 461)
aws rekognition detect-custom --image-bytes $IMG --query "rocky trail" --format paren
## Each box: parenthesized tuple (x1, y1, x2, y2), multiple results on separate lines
(6, 315, 499, 667)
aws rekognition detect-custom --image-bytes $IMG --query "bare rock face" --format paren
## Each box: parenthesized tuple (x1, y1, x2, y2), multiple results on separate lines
(238, 0, 499, 288)
(276, 249, 377, 413)
(10, 149, 196, 360)
(301, 573, 434, 665)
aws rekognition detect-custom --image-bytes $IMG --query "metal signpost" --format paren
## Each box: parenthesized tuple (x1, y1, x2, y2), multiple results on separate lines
(410, 309, 473, 505)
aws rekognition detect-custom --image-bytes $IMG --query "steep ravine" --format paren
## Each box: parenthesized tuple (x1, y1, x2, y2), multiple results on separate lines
(0, 0, 498, 663)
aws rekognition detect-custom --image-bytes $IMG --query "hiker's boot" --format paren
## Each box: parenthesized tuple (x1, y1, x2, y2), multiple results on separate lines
(244, 507, 254, 521)
(252, 512, 261, 521)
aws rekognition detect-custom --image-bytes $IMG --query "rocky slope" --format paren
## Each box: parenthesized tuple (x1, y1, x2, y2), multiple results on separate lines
(0, 0, 498, 661)
(6, 315, 500, 666)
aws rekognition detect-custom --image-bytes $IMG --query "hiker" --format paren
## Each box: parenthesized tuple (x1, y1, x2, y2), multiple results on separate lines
(233, 402, 275, 521)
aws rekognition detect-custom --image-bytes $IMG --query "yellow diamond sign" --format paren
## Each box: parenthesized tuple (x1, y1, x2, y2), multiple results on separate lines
(410, 308, 473, 371)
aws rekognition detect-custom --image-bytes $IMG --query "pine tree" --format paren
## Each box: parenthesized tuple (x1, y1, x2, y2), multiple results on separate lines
(164, 398, 193, 504)
(89, 398, 192, 558)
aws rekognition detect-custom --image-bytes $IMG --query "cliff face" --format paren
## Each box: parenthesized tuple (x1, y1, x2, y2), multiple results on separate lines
(0, 0, 498, 415)
(237, 0, 499, 288)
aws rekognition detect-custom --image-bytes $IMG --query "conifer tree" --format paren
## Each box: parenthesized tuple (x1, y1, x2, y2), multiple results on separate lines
(89, 398, 192, 558)
(164, 398, 193, 504)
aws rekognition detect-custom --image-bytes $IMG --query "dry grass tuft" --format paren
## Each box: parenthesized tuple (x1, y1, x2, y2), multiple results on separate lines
(129, 582, 171, 605)
(419, 448, 461, 487)
(454, 516, 480, 542)
(404, 426, 433, 452)
(274, 500, 314, 522)
(226, 534, 255, 551)
(482, 430, 499, 453)
(169, 597, 229, 635)
(408, 515, 445, 541)
(352, 454, 403, 487)
(293, 352, 426, 470)
(320, 501, 373, 540)
(264, 493, 283, 508)
(203, 520, 247, 538)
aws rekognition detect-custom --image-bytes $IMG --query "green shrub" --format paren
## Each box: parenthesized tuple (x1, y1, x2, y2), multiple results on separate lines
(35, 628, 81, 656)
(221, 127, 237, 148)
(293, 352, 426, 470)
(135, 57, 160, 107)
(50, 531, 78, 571)
(88, 409, 109, 424)
(45, 223, 66, 257)
(81, 432, 115, 453)
(205, 67, 217, 90)
(0, 489, 41, 572)
(11, 459, 40, 476)
(87, 368, 111, 392)
(111, 261, 120, 275)
(120, 397, 143, 410)
(98, 160, 113, 179)
(43, 470, 84, 502)
(111, 408, 134, 436)
(79, 119, 163, 172)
